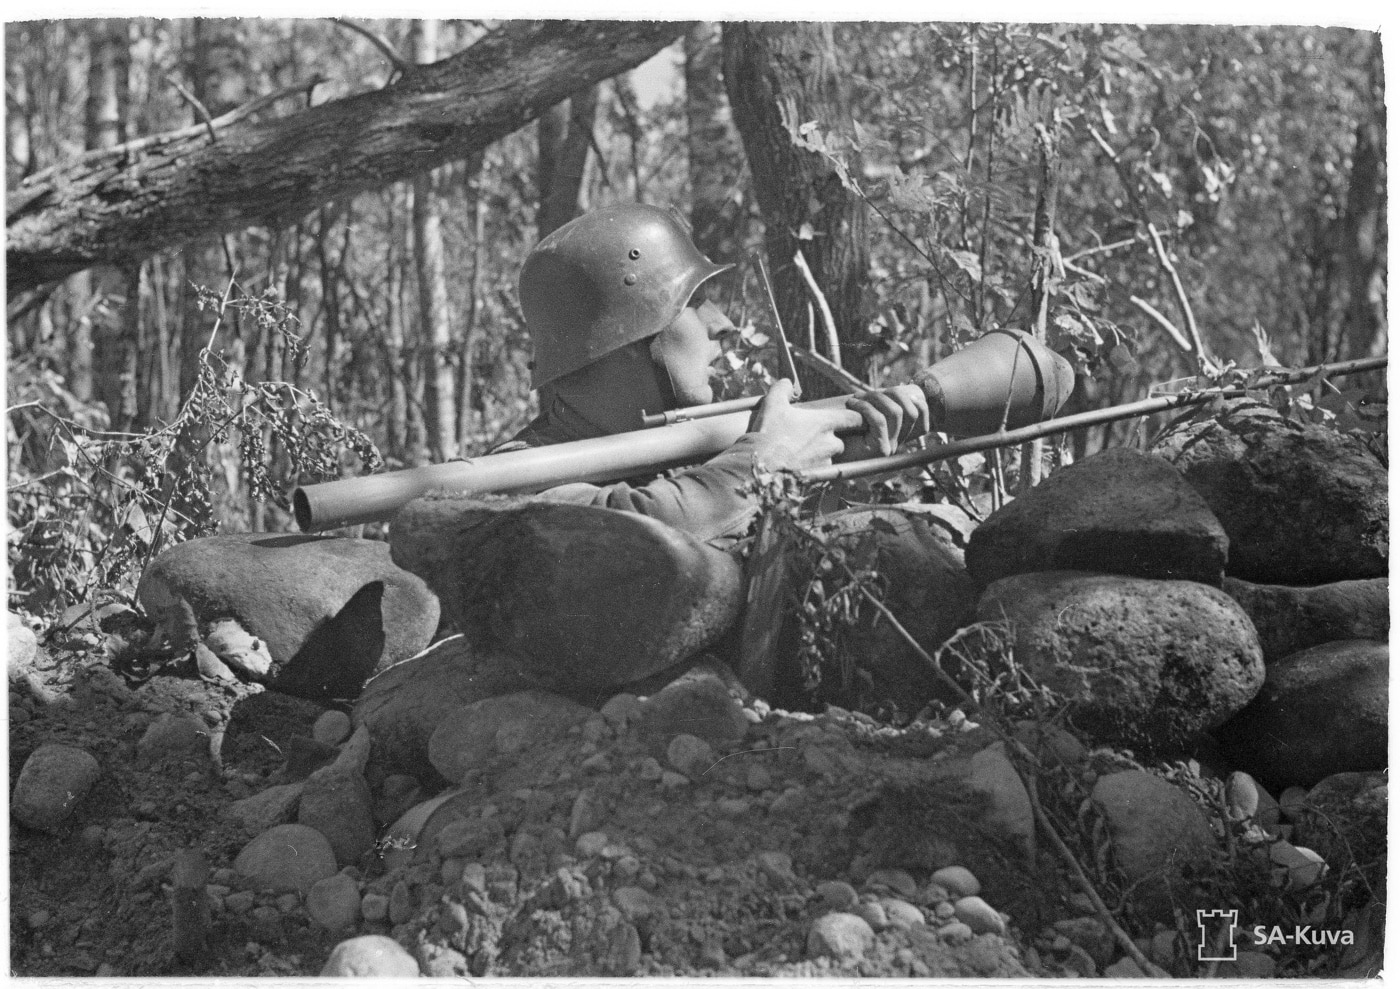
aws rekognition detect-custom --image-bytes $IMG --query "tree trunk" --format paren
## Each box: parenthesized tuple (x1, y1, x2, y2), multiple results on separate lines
(409, 19, 458, 464)
(85, 18, 134, 428)
(536, 86, 599, 238)
(8, 20, 691, 294)
(1339, 36, 1386, 362)
(684, 22, 744, 268)
(722, 22, 870, 394)
(457, 153, 486, 451)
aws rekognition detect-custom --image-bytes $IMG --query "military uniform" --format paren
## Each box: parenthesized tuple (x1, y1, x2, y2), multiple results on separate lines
(493, 398, 771, 549)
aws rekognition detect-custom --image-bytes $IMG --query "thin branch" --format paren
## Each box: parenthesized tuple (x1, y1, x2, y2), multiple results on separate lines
(328, 18, 409, 78)
(791, 343, 865, 394)
(165, 75, 219, 143)
(1064, 237, 1137, 263)
(792, 250, 841, 368)
(1087, 123, 1214, 373)
(1129, 295, 1194, 353)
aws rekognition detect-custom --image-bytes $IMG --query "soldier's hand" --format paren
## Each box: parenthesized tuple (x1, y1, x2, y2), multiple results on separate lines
(745, 378, 862, 470)
(841, 384, 931, 459)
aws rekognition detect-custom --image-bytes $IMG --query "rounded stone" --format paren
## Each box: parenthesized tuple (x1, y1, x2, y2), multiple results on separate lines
(313, 710, 352, 746)
(665, 733, 714, 777)
(1214, 640, 1387, 790)
(1090, 770, 1214, 919)
(233, 824, 338, 893)
(360, 891, 389, 922)
(136, 714, 208, 764)
(881, 898, 927, 929)
(320, 935, 420, 977)
(931, 865, 981, 899)
(138, 533, 440, 703)
(977, 570, 1264, 750)
(806, 912, 876, 961)
(297, 765, 375, 866)
(816, 880, 858, 911)
(854, 900, 888, 931)
(575, 831, 609, 857)
(863, 867, 918, 899)
(953, 896, 1006, 935)
(307, 873, 362, 931)
(11, 743, 101, 832)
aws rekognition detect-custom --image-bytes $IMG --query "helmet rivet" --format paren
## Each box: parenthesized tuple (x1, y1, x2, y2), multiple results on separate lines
(623, 273, 638, 286)
(629, 248, 641, 260)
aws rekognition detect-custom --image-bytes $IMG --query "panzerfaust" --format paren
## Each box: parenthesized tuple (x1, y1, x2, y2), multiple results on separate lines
(294, 328, 1074, 531)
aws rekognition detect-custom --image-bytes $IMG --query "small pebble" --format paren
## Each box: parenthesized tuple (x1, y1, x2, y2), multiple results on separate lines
(659, 770, 690, 790)
(613, 886, 658, 921)
(307, 873, 360, 930)
(312, 710, 352, 746)
(600, 693, 643, 729)
(575, 831, 609, 857)
(1104, 957, 1145, 978)
(881, 898, 926, 929)
(26, 909, 50, 929)
(460, 863, 487, 894)
(320, 934, 421, 977)
(360, 891, 389, 922)
(806, 912, 875, 961)
(580, 752, 611, 773)
(756, 850, 796, 883)
(715, 798, 750, 817)
(613, 855, 642, 880)
(636, 757, 663, 781)
(931, 865, 980, 898)
(816, 880, 858, 911)
(769, 788, 804, 816)
(666, 733, 714, 776)
(863, 868, 917, 899)
(954, 896, 1006, 936)
(251, 905, 281, 926)
(745, 764, 774, 791)
(224, 891, 255, 914)
(939, 921, 974, 943)
(854, 900, 888, 931)
(95, 963, 116, 977)
(275, 892, 301, 913)
(388, 881, 415, 925)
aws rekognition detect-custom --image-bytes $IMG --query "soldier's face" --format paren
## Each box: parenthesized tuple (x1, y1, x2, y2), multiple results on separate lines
(650, 301, 733, 408)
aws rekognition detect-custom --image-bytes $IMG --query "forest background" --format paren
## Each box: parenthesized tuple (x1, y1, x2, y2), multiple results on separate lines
(4, 18, 1388, 617)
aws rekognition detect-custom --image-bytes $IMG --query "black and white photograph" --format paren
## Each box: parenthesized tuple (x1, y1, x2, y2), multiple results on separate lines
(4, 9, 1389, 980)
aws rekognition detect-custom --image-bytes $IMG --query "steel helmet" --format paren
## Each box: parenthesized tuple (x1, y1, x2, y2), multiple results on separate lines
(520, 203, 733, 389)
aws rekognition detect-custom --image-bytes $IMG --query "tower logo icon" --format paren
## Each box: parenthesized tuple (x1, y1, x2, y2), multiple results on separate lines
(1197, 909, 1239, 961)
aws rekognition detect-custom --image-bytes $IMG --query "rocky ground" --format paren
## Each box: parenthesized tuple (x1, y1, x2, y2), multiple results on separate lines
(8, 603, 1385, 979)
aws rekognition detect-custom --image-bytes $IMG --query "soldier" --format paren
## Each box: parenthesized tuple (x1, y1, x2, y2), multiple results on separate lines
(497, 202, 929, 547)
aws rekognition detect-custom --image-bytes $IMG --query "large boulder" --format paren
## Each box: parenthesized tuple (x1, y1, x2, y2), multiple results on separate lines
(1221, 576, 1388, 663)
(1153, 402, 1387, 584)
(1214, 640, 1387, 790)
(352, 635, 538, 779)
(966, 448, 1228, 587)
(1091, 770, 1216, 920)
(977, 571, 1264, 750)
(391, 495, 743, 699)
(137, 534, 439, 702)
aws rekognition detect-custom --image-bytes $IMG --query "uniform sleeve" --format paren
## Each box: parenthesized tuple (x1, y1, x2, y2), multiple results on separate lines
(532, 434, 774, 547)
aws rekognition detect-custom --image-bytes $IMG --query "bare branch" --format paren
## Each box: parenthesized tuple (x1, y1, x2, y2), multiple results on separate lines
(328, 18, 409, 78)
(793, 249, 842, 368)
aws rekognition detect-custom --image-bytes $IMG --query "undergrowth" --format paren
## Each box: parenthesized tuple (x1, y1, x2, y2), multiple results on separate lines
(7, 282, 381, 617)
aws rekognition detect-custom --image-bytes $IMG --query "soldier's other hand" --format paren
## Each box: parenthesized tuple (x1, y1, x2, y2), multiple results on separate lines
(746, 378, 862, 470)
(842, 384, 930, 459)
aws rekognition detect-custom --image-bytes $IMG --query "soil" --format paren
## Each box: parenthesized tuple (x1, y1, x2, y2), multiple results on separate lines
(7, 606, 1384, 979)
